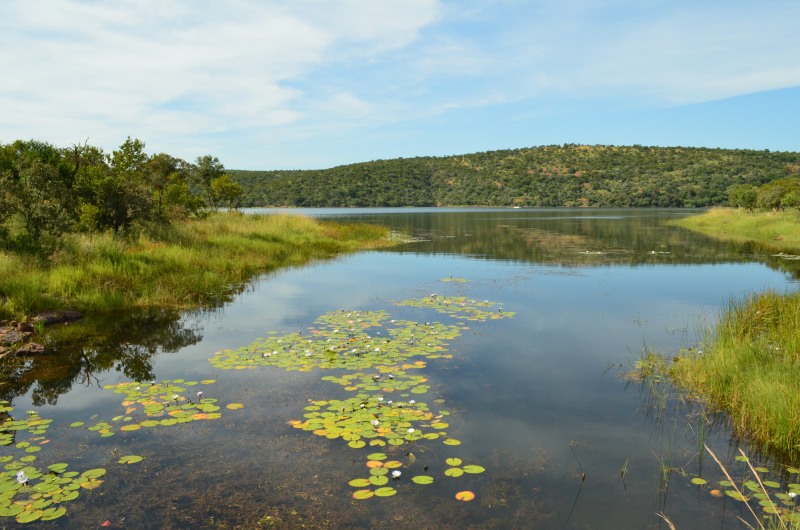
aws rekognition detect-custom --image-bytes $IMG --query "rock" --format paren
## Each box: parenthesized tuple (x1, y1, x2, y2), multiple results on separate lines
(18, 321, 35, 332)
(0, 328, 30, 346)
(16, 342, 45, 355)
(32, 310, 83, 326)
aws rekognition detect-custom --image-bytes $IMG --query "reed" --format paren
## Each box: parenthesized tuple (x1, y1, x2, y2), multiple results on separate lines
(0, 212, 393, 320)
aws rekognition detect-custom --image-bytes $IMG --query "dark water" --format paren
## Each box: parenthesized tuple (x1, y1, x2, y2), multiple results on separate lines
(3, 208, 798, 529)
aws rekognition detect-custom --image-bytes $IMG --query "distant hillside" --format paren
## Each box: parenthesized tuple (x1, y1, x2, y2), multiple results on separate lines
(229, 145, 800, 208)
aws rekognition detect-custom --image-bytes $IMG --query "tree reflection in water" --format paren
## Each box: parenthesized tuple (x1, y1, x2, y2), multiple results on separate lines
(0, 308, 202, 406)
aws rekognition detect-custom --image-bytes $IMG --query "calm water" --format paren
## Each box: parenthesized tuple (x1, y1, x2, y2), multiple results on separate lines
(4, 208, 798, 529)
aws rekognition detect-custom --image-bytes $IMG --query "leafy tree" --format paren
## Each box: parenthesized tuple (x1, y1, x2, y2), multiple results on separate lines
(728, 184, 758, 211)
(209, 174, 244, 209)
(192, 154, 225, 207)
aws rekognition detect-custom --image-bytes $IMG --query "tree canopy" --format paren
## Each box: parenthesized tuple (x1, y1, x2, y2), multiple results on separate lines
(0, 138, 241, 251)
(228, 145, 800, 208)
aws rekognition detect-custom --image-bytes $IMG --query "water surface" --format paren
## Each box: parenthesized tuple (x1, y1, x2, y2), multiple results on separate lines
(3, 208, 797, 529)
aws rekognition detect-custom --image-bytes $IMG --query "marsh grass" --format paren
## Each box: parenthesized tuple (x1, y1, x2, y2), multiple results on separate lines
(0, 212, 393, 319)
(668, 291, 800, 460)
(672, 208, 800, 253)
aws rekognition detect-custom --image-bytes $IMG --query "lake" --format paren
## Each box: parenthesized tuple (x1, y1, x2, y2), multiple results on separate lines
(2, 208, 798, 528)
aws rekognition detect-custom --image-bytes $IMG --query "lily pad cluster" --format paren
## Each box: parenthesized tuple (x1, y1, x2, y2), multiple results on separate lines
(691, 455, 800, 523)
(76, 379, 236, 437)
(395, 295, 514, 321)
(211, 292, 513, 502)
(0, 401, 107, 523)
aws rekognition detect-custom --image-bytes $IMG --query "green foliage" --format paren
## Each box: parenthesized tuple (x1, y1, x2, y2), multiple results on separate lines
(228, 145, 800, 208)
(0, 137, 224, 253)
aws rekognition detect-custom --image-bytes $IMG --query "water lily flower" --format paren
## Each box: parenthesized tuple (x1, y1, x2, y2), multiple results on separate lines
(387, 401, 393, 406)
(407, 428, 415, 434)
(791, 491, 798, 499)
(408, 400, 416, 405)
(377, 397, 384, 402)
(196, 391, 203, 398)
(16, 471, 28, 484)
(372, 420, 380, 426)
(388, 374, 394, 380)
(172, 394, 180, 401)
(391, 470, 401, 479)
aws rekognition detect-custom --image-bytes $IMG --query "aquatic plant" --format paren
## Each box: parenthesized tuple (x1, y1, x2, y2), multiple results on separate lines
(75, 379, 236, 437)
(0, 401, 108, 523)
(210, 291, 513, 502)
(695, 446, 800, 529)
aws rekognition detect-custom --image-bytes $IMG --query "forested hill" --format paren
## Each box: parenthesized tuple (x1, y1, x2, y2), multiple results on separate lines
(229, 145, 800, 208)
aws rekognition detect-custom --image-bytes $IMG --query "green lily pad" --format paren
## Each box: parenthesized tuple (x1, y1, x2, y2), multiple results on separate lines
(348, 478, 371, 488)
(352, 489, 374, 500)
(445, 457, 462, 466)
(373, 486, 397, 497)
(118, 455, 144, 465)
(412, 475, 434, 485)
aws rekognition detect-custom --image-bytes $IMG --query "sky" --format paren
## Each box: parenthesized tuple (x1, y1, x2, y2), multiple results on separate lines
(2, 0, 799, 170)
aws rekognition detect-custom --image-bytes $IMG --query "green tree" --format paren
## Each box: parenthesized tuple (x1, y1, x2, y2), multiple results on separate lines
(727, 184, 758, 211)
(209, 174, 244, 209)
(192, 155, 225, 208)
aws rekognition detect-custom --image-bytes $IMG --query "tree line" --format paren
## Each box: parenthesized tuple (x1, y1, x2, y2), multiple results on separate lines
(0, 138, 243, 250)
(229, 144, 800, 208)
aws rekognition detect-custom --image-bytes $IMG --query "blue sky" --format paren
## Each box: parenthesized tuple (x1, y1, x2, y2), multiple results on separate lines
(2, 0, 798, 170)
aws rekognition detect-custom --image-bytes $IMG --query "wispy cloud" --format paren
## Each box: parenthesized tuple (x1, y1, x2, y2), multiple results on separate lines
(0, 0, 797, 168)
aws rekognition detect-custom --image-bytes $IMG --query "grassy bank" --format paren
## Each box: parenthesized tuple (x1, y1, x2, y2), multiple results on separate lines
(666, 208, 800, 458)
(673, 207, 800, 253)
(0, 212, 394, 320)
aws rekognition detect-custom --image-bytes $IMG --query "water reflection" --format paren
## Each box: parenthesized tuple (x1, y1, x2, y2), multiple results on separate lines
(2, 208, 799, 528)
(0, 309, 201, 406)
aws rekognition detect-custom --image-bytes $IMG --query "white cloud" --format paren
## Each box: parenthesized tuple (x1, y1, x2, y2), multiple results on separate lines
(0, 0, 797, 167)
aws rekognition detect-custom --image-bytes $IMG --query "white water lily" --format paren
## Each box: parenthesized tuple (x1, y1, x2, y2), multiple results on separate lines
(172, 394, 180, 400)
(196, 391, 203, 398)
(372, 420, 380, 426)
(407, 428, 415, 434)
(408, 400, 416, 405)
(16, 471, 28, 484)
(391, 470, 401, 479)
(791, 491, 798, 498)
(377, 397, 384, 402)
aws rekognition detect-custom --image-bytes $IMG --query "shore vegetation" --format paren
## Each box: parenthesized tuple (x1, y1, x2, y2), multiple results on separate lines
(0, 138, 394, 321)
(662, 207, 800, 460)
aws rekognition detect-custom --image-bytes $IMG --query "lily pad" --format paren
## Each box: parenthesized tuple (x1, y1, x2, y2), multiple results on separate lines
(412, 475, 434, 485)
(352, 489, 374, 500)
(455, 490, 476, 501)
(374, 486, 397, 497)
(118, 455, 144, 465)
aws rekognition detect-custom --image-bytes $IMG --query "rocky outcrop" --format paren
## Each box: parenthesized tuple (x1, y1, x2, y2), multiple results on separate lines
(0, 310, 82, 359)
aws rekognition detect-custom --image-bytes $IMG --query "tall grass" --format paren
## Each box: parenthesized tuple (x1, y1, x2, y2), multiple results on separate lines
(0, 212, 393, 320)
(669, 291, 800, 459)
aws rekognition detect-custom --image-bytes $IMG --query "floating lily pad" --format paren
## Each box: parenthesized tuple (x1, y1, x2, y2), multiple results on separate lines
(373, 486, 397, 497)
(348, 478, 371, 488)
(455, 490, 476, 501)
(690, 477, 707, 485)
(118, 455, 144, 465)
(463, 465, 485, 474)
(412, 475, 434, 485)
(353, 489, 374, 500)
